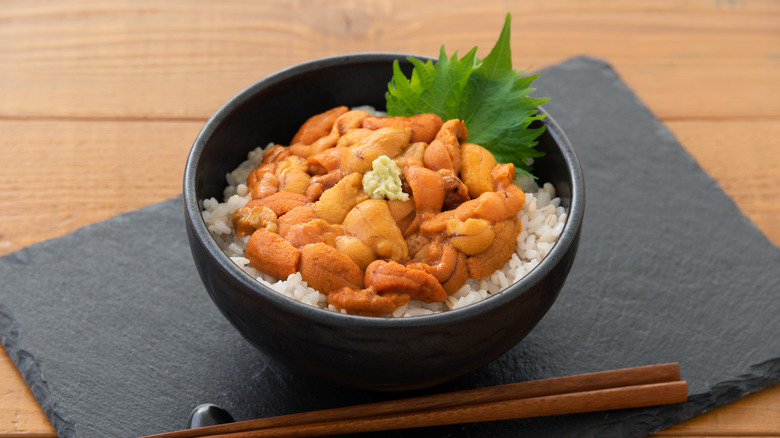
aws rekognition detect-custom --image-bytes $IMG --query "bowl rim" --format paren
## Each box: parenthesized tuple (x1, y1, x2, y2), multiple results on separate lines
(183, 51, 585, 330)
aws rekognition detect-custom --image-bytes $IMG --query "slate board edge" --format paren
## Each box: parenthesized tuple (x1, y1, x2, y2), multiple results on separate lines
(1, 303, 77, 437)
(5, 291, 780, 438)
(614, 358, 780, 437)
(682, 357, 780, 421)
(567, 54, 776, 252)
(0, 196, 181, 438)
(532, 55, 780, 435)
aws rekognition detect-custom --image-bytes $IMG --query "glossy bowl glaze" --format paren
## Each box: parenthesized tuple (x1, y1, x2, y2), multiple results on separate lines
(183, 52, 584, 391)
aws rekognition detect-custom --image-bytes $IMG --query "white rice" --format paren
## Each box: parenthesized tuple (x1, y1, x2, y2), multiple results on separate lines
(201, 146, 567, 317)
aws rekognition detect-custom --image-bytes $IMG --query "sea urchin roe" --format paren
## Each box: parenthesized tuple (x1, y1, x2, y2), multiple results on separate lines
(362, 155, 409, 201)
(218, 107, 535, 316)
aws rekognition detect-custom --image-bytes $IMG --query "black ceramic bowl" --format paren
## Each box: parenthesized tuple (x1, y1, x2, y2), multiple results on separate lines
(184, 52, 584, 391)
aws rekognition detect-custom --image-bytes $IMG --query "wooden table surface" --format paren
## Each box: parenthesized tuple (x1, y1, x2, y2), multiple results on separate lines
(1, 1, 779, 436)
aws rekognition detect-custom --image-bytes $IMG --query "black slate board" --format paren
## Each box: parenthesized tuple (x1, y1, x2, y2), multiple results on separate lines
(2, 56, 780, 438)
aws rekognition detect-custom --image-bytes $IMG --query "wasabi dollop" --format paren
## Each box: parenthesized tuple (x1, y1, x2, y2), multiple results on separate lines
(362, 155, 409, 201)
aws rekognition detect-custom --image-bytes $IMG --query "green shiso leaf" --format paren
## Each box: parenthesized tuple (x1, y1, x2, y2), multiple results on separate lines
(385, 13, 548, 178)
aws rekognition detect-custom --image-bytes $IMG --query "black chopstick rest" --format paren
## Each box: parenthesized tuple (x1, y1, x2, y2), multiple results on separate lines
(186, 403, 235, 428)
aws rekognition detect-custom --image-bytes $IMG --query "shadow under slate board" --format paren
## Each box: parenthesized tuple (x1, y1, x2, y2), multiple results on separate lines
(1, 56, 779, 438)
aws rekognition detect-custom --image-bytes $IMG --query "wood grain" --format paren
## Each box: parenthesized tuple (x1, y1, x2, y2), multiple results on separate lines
(1, 0, 779, 437)
(655, 383, 780, 436)
(0, 119, 198, 255)
(1, 1, 778, 121)
(0, 352, 55, 437)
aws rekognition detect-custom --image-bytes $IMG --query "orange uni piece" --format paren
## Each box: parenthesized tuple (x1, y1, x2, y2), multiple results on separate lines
(247, 192, 311, 217)
(361, 113, 444, 144)
(298, 242, 364, 295)
(364, 260, 447, 303)
(467, 218, 522, 279)
(327, 287, 410, 316)
(291, 106, 348, 145)
(407, 240, 469, 295)
(423, 119, 467, 173)
(246, 228, 301, 280)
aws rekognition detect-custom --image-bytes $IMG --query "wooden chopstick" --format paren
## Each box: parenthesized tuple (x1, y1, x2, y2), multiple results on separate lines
(143, 363, 685, 438)
(207, 381, 688, 438)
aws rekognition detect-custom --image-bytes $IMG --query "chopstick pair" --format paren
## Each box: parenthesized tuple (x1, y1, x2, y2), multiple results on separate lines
(143, 362, 687, 438)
